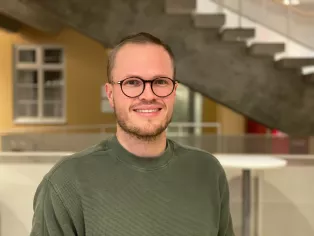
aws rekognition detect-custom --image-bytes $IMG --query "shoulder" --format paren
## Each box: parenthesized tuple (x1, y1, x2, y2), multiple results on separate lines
(44, 137, 113, 184)
(169, 138, 228, 188)
(169, 138, 224, 171)
(32, 139, 115, 222)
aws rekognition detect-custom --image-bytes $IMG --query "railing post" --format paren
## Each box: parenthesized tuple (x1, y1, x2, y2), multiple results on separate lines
(178, 125, 184, 137)
(262, 0, 266, 20)
(218, 0, 224, 13)
(238, 0, 243, 27)
(286, 0, 291, 55)
(216, 124, 223, 153)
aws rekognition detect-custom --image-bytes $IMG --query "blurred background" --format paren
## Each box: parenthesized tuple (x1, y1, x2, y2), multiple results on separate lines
(0, 0, 314, 235)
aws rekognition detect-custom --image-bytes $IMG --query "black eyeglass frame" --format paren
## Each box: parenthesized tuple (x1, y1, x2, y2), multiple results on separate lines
(111, 76, 179, 98)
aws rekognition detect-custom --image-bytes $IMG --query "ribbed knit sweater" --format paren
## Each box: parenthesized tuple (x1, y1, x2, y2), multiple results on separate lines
(30, 135, 234, 236)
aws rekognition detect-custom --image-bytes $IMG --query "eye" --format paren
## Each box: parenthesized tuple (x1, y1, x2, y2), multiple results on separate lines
(123, 78, 142, 87)
(154, 78, 171, 86)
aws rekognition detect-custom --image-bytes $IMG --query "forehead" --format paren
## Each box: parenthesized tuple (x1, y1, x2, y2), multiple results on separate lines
(112, 43, 173, 79)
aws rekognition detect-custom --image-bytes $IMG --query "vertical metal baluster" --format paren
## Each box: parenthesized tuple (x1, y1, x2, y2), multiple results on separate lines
(286, 0, 291, 55)
(238, 0, 243, 27)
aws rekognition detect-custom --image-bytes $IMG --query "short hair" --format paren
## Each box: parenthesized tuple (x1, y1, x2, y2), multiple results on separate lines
(106, 32, 176, 82)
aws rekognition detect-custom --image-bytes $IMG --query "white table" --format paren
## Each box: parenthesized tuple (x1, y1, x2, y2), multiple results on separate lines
(0, 152, 73, 157)
(215, 154, 287, 236)
(0, 151, 73, 163)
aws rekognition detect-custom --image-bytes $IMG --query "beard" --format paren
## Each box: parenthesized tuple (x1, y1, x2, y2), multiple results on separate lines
(113, 105, 172, 142)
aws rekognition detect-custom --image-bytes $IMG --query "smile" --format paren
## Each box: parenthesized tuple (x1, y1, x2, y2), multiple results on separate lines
(134, 109, 162, 113)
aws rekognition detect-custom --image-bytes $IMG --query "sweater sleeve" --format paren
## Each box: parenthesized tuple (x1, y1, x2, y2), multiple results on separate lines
(30, 178, 78, 236)
(218, 170, 235, 236)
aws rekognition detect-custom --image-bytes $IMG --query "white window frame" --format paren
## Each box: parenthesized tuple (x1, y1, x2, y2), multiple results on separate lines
(13, 45, 66, 124)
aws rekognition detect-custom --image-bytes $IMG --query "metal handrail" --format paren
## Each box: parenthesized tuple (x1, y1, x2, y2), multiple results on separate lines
(214, 0, 314, 18)
(273, 0, 314, 17)
(210, 0, 314, 50)
(0, 122, 221, 134)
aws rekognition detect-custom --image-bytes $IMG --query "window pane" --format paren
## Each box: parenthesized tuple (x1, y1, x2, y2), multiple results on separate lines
(44, 71, 63, 100)
(15, 70, 38, 117)
(43, 102, 63, 117)
(44, 48, 62, 64)
(17, 87, 38, 100)
(16, 101, 38, 117)
(17, 70, 38, 84)
(16, 70, 38, 100)
(43, 70, 63, 117)
(18, 49, 36, 63)
(44, 70, 63, 87)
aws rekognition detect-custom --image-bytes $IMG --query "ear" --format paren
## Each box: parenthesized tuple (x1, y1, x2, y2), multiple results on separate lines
(173, 82, 179, 95)
(105, 83, 114, 108)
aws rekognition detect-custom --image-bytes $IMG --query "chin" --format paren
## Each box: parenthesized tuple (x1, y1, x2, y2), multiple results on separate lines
(137, 124, 163, 134)
(134, 129, 166, 141)
(116, 113, 172, 140)
(138, 128, 162, 136)
(132, 122, 167, 137)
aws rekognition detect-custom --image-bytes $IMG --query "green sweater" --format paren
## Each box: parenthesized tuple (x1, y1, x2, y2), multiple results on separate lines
(30, 135, 234, 236)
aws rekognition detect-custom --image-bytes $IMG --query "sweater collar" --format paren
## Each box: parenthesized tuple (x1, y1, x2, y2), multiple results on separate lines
(107, 135, 174, 171)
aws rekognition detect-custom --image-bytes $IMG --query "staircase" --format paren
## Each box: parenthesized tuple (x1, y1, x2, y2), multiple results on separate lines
(27, 0, 314, 135)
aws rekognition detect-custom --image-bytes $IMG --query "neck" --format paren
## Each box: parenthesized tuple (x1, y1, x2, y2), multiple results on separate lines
(116, 126, 167, 157)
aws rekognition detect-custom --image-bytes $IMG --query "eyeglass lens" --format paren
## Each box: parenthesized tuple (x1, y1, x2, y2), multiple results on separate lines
(121, 77, 175, 97)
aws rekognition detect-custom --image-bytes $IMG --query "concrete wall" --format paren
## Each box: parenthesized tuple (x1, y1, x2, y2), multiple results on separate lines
(0, 158, 313, 236)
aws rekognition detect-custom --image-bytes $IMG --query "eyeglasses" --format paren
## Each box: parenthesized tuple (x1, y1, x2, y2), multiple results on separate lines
(111, 76, 178, 98)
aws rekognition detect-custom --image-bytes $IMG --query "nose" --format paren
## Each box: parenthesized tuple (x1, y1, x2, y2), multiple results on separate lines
(138, 82, 157, 100)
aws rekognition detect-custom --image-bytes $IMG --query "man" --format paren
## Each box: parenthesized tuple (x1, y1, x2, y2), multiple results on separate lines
(30, 32, 235, 236)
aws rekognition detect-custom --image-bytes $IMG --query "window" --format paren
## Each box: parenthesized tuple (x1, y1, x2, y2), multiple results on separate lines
(13, 45, 65, 124)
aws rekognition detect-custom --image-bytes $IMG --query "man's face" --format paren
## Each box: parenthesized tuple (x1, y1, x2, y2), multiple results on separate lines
(105, 43, 177, 140)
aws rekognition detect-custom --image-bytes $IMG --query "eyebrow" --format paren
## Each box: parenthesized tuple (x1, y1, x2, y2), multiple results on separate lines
(123, 74, 173, 79)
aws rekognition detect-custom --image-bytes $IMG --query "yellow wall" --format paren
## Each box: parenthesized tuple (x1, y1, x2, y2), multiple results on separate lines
(202, 97, 218, 133)
(202, 96, 245, 135)
(0, 26, 116, 133)
(217, 105, 245, 135)
(0, 29, 13, 132)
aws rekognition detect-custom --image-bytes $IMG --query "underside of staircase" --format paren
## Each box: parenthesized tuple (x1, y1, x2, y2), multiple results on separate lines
(21, 0, 314, 135)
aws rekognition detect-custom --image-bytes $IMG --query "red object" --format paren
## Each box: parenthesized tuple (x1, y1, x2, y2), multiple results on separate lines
(246, 119, 267, 134)
(271, 129, 289, 153)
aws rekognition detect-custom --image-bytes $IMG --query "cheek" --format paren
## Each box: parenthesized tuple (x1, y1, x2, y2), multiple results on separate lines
(163, 96, 176, 110)
(114, 93, 132, 111)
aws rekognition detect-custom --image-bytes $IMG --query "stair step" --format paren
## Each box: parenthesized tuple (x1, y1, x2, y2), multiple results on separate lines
(249, 43, 285, 56)
(221, 28, 255, 41)
(276, 58, 314, 69)
(193, 13, 225, 28)
(165, 0, 196, 14)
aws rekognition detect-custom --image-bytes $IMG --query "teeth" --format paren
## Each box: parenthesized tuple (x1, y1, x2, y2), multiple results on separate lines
(135, 109, 159, 113)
